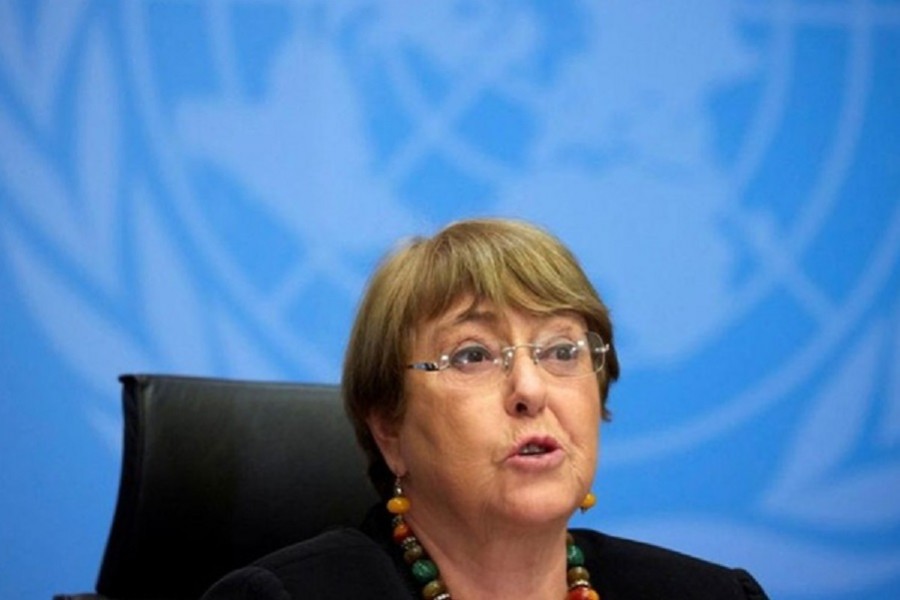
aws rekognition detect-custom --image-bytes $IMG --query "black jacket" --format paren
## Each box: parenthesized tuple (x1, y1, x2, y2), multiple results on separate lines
(202, 507, 769, 599)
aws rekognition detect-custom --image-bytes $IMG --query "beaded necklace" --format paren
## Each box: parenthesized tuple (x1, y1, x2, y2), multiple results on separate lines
(387, 495, 601, 600)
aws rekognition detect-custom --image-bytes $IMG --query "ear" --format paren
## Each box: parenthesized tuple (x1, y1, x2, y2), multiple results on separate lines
(366, 411, 406, 476)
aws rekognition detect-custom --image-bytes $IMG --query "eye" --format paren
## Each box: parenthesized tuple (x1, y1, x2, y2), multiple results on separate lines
(448, 343, 496, 372)
(540, 339, 581, 363)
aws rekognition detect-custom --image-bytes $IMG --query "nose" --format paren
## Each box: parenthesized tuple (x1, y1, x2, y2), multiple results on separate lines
(503, 345, 548, 417)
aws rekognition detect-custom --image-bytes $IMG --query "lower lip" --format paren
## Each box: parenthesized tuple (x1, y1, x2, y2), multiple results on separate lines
(505, 448, 565, 471)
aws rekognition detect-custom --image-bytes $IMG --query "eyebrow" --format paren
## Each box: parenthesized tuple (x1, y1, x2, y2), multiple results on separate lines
(434, 306, 582, 341)
(454, 305, 498, 325)
(432, 307, 496, 339)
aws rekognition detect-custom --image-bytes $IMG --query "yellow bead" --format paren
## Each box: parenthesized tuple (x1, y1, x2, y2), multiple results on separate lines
(404, 543, 424, 564)
(579, 492, 596, 512)
(422, 578, 447, 599)
(567, 566, 590, 586)
(387, 496, 411, 514)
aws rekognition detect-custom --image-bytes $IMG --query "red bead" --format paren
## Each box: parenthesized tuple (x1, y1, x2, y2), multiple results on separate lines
(392, 521, 412, 544)
(567, 586, 599, 600)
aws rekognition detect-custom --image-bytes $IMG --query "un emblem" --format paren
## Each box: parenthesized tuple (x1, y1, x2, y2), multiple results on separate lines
(1, 1, 898, 597)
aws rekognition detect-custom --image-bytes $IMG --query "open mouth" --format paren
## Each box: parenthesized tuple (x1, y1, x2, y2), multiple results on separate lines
(513, 437, 559, 458)
(518, 442, 551, 456)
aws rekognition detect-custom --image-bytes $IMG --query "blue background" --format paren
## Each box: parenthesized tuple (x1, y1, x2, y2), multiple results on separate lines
(1, 1, 899, 598)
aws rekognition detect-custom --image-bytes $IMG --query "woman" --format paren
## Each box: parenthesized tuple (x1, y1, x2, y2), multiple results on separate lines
(203, 219, 768, 599)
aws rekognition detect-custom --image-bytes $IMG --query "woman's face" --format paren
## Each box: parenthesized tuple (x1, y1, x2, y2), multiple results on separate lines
(370, 298, 602, 530)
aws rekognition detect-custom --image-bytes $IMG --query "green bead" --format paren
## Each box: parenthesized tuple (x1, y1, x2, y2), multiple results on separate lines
(566, 543, 585, 566)
(411, 559, 439, 584)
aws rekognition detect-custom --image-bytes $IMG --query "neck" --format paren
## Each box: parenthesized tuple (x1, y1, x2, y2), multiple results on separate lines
(405, 508, 571, 599)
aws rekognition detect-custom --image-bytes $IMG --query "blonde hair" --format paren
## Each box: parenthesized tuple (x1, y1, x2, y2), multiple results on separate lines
(342, 218, 619, 497)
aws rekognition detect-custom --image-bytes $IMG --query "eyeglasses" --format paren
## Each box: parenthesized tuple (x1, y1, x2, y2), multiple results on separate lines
(406, 331, 609, 386)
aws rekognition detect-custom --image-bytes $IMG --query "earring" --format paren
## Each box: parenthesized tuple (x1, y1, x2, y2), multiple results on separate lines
(579, 491, 596, 513)
(386, 478, 446, 598)
(387, 476, 411, 516)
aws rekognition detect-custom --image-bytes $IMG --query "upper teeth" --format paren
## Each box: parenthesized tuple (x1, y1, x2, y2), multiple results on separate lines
(520, 443, 546, 455)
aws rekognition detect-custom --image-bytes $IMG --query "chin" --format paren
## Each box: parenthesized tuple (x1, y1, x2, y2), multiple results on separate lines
(499, 488, 579, 526)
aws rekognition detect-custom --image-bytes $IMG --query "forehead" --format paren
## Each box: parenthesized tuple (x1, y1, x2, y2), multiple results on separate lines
(416, 296, 586, 342)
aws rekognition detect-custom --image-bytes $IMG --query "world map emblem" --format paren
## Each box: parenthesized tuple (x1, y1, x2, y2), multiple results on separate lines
(1, 1, 899, 598)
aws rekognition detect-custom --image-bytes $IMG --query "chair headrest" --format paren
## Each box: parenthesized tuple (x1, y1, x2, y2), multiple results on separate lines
(97, 374, 378, 600)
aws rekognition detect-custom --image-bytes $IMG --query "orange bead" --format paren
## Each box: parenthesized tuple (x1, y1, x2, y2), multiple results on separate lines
(387, 496, 411, 514)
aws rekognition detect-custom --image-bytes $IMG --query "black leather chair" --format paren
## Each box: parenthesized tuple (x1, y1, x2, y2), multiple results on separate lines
(55, 374, 379, 600)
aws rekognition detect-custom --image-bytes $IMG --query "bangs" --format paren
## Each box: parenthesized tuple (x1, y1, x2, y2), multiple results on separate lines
(403, 224, 601, 328)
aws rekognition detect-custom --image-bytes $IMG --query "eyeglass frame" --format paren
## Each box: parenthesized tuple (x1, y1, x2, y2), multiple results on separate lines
(406, 330, 610, 381)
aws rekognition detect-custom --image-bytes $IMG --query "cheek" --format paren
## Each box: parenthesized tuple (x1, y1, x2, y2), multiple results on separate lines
(399, 413, 497, 499)
(400, 396, 504, 472)
(564, 385, 602, 452)
(400, 392, 476, 453)
(570, 407, 601, 485)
